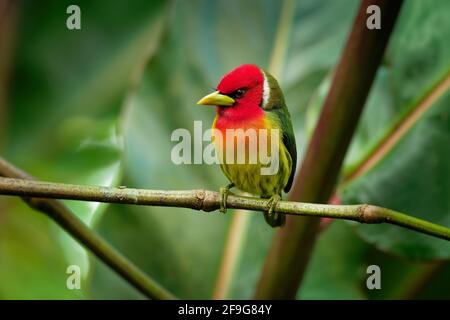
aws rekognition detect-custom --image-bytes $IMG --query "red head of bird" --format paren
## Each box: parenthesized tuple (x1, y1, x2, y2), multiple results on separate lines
(197, 64, 268, 124)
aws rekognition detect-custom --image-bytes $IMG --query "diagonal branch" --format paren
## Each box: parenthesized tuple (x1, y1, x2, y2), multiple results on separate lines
(0, 176, 449, 242)
(0, 158, 176, 300)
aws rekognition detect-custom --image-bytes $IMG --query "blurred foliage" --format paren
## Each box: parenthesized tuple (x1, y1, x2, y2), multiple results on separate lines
(1, 0, 449, 299)
(341, 0, 450, 260)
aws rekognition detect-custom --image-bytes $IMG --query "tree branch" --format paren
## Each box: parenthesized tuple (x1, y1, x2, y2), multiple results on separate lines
(0, 158, 176, 300)
(0, 176, 449, 242)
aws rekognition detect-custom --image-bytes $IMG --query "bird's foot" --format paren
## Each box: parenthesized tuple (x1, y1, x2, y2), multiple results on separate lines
(264, 194, 285, 227)
(219, 183, 235, 214)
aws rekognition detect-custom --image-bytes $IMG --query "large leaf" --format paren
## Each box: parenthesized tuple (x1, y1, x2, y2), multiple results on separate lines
(1, 0, 167, 298)
(342, 92, 450, 260)
(0, 200, 81, 299)
(8, 0, 167, 156)
(340, 0, 450, 260)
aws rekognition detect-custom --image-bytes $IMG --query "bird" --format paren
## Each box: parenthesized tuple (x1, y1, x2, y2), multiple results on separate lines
(197, 64, 297, 227)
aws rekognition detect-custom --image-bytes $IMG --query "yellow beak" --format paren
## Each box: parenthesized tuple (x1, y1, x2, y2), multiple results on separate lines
(197, 91, 235, 106)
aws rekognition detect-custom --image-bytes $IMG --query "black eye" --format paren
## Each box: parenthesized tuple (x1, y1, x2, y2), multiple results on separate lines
(231, 88, 246, 99)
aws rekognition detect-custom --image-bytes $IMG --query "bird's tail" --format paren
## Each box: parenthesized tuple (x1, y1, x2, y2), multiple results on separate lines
(263, 212, 286, 228)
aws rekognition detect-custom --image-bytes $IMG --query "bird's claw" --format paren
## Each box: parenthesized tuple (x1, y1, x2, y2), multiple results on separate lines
(219, 183, 235, 214)
(267, 194, 281, 216)
(264, 194, 285, 227)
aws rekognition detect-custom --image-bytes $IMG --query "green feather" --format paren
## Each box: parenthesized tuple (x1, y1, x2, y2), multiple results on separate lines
(262, 70, 297, 193)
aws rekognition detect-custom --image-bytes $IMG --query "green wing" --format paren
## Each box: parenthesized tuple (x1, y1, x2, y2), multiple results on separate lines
(276, 107, 297, 193)
(261, 69, 297, 193)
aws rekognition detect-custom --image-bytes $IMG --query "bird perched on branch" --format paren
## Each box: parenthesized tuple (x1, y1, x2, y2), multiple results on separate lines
(197, 64, 297, 227)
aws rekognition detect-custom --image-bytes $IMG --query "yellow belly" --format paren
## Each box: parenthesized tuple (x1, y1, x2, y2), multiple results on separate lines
(213, 114, 293, 197)
(219, 147, 291, 197)
(217, 131, 292, 197)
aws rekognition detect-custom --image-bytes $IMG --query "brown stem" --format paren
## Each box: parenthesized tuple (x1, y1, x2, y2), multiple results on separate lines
(254, 0, 404, 299)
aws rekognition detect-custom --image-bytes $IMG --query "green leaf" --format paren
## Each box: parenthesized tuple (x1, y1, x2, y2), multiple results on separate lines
(8, 0, 167, 157)
(0, 200, 82, 299)
(2, 0, 168, 298)
(339, 0, 450, 261)
(388, 0, 450, 108)
(342, 92, 450, 260)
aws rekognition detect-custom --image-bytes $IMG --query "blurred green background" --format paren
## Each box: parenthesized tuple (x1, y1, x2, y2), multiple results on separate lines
(0, 0, 449, 299)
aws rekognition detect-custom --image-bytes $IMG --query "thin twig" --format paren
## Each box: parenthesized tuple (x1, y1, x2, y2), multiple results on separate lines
(0, 177, 449, 242)
(0, 158, 176, 300)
